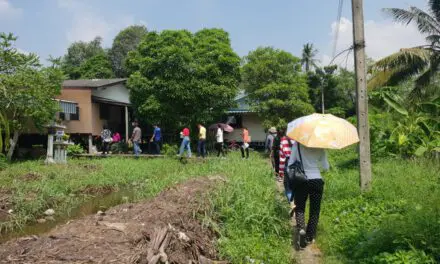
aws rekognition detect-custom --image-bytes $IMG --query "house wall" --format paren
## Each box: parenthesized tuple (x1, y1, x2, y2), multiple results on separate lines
(56, 88, 93, 134)
(225, 113, 266, 143)
(91, 83, 130, 104)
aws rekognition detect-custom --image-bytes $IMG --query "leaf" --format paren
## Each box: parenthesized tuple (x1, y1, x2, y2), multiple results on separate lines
(382, 93, 409, 116)
(414, 146, 428, 156)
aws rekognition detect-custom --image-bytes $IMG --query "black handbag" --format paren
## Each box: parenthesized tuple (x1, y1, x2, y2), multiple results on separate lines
(287, 144, 307, 189)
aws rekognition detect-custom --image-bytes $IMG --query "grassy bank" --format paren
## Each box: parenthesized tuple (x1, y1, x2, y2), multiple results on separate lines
(0, 153, 293, 262)
(319, 148, 440, 263)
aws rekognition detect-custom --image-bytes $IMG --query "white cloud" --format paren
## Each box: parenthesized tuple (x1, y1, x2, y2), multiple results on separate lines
(57, 0, 135, 45)
(0, 0, 22, 19)
(321, 17, 426, 69)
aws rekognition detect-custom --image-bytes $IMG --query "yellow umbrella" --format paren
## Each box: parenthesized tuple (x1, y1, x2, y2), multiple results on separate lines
(287, 113, 359, 149)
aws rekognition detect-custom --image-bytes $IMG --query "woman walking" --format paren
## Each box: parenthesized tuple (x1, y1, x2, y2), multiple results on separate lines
(289, 143, 329, 248)
(178, 127, 191, 158)
(240, 127, 250, 159)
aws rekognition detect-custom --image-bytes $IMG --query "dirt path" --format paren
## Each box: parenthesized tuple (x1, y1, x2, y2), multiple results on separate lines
(0, 176, 226, 264)
(275, 181, 322, 264)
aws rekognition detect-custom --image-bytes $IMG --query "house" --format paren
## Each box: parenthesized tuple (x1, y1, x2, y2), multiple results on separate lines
(56, 79, 132, 153)
(224, 92, 267, 147)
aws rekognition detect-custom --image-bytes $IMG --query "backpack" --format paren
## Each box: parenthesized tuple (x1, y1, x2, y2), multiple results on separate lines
(286, 144, 307, 191)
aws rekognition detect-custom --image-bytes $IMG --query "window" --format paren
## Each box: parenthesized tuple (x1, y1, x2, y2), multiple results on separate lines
(225, 114, 243, 128)
(59, 107, 80, 121)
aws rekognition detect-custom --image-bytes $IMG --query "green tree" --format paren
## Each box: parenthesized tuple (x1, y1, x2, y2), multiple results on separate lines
(61, 37, 105, 79)
(242, 47, 314, 128)
(369, 1, 440, 101)
(0, 33, 64, 160)
(79, 52, 114, 79)
(308, 66, 355, 117)
(109, 25, 148, 78)
(301, 43, 319, 72)
(126, 28, 240, 132)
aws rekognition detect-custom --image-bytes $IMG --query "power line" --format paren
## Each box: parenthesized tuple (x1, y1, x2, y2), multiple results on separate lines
(332, 0, 344, 59)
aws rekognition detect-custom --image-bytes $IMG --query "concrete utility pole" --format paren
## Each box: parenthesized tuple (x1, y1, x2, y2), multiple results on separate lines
(351, 0, 372, 191)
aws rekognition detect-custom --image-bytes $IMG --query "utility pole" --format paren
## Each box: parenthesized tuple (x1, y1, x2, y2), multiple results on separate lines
(351, 0, 372, 191)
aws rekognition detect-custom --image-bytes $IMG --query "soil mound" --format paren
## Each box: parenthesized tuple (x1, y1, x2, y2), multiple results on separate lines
(0, 176, 225, 264)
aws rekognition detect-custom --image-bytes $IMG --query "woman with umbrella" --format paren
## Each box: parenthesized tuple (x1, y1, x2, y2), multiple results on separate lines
(286, 113, 359, 249)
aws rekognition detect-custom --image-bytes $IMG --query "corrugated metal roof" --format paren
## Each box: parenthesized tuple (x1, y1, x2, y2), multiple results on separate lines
(63, 79, 126, 88)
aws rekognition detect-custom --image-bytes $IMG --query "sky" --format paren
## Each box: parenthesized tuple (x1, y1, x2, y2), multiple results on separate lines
(0, 0, 428, 68)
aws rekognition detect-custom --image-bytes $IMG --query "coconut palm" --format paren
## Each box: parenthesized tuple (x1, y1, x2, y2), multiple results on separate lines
(369, 1, 440, 101)
(301, 43, 319, 72)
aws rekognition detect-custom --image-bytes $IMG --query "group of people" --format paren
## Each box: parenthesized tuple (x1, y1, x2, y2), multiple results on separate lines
(266, 126, 329, 249)
(177, 124, 251, 159)
(100, 125, 121, 155)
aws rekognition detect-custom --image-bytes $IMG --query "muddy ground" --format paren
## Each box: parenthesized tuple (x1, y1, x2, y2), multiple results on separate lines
(0, 176, 226, 264)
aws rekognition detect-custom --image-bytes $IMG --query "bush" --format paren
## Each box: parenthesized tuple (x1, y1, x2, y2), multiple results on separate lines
(0, 154, 7, 170)
(162, 144, 178, 157)
(110, 142, 128, 154)
(66, 144, 84, 156)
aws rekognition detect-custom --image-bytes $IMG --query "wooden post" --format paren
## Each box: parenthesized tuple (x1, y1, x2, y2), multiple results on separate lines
(352, 0, 372, 191)
(125, 106, 129, 142)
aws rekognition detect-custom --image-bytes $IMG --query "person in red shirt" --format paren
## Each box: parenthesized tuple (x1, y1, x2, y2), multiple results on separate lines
(178, 127, 191, 158)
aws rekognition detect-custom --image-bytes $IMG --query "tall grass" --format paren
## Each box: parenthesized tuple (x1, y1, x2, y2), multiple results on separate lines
(319, 147, 440, 263)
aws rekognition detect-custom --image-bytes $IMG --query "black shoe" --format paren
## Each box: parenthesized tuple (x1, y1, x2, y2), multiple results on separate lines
(299, 229, 307, 248)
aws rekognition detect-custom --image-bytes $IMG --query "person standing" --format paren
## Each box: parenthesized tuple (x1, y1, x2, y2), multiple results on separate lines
(150, 124, 162, 155)
(279, 132, 296, 214)
(131, 121, 142, 157)
(272, 131, 282, 180)
(101, 125, 112, 155)
(197, 124, 207, 158)
(289, 143, 329, 248)
(178, 127, 191, 158)
(215, 124, 225, 158)
(240, 127, 250, 159)
(265, 127, 277, 153)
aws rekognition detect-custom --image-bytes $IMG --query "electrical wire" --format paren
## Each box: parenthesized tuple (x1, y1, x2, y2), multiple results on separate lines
(332, 0, 344, 59)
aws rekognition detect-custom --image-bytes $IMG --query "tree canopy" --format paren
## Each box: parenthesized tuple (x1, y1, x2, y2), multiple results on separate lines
(109, 25, 148, 78)
(301, 43, 319, 72)
(61, 37, 105, 79)
(78, 52, 114, 79)
(242, 47, 314, 128)
(0, 33, 64, 159)
(126, 28, 241, 131)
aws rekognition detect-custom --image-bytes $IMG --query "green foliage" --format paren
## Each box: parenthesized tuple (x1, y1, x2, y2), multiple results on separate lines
(206, 154, 292, 263)
(0, 154, 7, 170)
(0, 112, 10, 153)
(126, 28, 241, 131)
(308, 66, 356, 116)
(0, 32, 64, 159)
(66, 144, 84, 156)
(110, 142, 128, 154)
(162, 144, 178, 157)
(109, 25, 147, 78)
(369, 2, 440, 101)
(319, 148, 440, 263)
(301, 43, 319, 72)
(61, 37, 105, 79)
(242, 47, 314, 128)
(78, 52, 114, 79)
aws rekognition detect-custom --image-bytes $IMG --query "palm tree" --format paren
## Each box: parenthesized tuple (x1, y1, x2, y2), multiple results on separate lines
(301, 43, 319, 72)
(369, 1, 440, 101)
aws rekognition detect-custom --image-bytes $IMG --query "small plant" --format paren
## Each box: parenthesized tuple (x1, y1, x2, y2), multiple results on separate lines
(110, 142, 128, 154)
(62, 134, 70, 142)
(66, 144, 84, 156)
(0, 153, 8, 170)
(162, 144, 178, 157)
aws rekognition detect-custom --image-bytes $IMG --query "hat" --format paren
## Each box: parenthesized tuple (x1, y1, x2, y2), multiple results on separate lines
(268, 127, 277, 133)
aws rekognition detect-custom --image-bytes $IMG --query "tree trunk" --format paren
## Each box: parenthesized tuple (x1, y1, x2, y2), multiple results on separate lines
(6, 131, 19, 161)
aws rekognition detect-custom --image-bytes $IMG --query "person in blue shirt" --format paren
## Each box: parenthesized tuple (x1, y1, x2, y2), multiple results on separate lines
(150, 124, 162, 155)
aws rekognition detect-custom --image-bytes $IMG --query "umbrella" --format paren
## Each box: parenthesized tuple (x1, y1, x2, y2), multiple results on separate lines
(209, 123, 234, 133)
(287, 113, 359, 149)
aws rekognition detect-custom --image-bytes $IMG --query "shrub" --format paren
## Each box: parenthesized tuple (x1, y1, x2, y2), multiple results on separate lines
(110, 142, 128, 154)
(162, 144, 178, 157)
(0, 154, 7, 170)
(66, 144, 84, 156)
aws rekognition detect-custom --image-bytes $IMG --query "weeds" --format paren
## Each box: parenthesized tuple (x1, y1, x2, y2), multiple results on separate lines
(319, 147, 440, 263)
